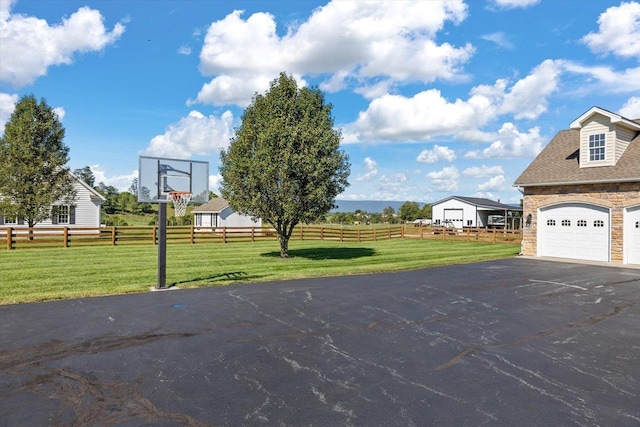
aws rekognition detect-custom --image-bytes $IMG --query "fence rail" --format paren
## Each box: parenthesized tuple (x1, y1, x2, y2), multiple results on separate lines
(0, 225, 521, 250)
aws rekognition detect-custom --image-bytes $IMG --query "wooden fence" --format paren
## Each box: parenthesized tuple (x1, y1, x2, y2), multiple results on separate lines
(0, 225, 521, 250)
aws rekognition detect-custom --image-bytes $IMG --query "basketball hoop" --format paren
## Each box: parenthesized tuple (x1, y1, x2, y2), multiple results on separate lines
(169, 191, 192, 217)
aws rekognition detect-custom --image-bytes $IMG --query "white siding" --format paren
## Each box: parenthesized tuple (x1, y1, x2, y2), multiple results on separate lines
(432, 199, 479, 227)
(219, 207, 262, 227)
(579, 115, 614, 168)
(614, 124, 635, 164)
(0, 179, 102, 228)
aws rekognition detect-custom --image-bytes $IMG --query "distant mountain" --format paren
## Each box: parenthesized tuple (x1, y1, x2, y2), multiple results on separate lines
(330, 200, 426, 214)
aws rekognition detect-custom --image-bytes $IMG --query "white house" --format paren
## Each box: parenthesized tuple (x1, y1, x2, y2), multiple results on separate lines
(192, 198, 262, 229)
(0, 172, 106, 228)
(431, 196, 523, 229)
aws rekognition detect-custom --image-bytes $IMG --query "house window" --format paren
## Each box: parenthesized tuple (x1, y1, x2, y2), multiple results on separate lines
(52, 205, 75, 225)
(434, 219, 441, 225)
(4, 216, 18, 224)
(547, 219, 556, 226)
(561, 219, 571, 226)
(467, 220, 472, 226)
(594, 220, 604, 227)
(588, 133, 605, 161)
(577, 220, 587, 227)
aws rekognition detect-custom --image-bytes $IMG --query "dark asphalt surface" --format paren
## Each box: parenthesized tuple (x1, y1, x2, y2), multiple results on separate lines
(1, 258, 639, 426)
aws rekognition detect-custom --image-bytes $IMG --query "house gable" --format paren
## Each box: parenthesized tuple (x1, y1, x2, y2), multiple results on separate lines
(569, 107, 640, 169)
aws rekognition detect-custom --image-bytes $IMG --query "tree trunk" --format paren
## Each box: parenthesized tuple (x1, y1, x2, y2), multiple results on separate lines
(279, 235, 289, 258)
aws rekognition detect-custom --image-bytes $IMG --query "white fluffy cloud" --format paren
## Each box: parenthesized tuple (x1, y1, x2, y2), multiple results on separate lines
(582, 1, 640, 59)
(620, 96, 640, 119)
(481, 32, 514, 49)
(143, 110, 234, 158)
(561, 62, 640, 94)
(465, 123, 544, 159)
(350, 59, 564, 143)
(194, 1, 472, 106)
(427, 166, 459, 191)
(490, 0, 540, 9)
(90, 164, 137, 192)
(354, 89, 494, 141)
(0, 2, 126, 88)
(478, 175, 506, 191)
(416, 145, 456, 163)
(355, 157, 379, 182)
(498, 60, 562, 119)
(462, 165, 505, 178)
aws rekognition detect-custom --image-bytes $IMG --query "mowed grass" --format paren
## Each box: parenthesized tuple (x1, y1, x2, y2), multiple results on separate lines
(0, 239, 520, 305)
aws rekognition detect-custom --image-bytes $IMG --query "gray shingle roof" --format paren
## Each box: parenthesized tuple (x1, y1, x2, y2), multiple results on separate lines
(433, 196, 522, 211)
(191, 197, 229, 213)
(514, 127, 640, 187)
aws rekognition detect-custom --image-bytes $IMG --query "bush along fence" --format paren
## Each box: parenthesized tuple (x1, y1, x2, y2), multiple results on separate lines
(0, 225, 521, 250)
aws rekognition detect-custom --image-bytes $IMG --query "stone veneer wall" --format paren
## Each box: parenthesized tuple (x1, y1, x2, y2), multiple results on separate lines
(521, 182, 640, 263)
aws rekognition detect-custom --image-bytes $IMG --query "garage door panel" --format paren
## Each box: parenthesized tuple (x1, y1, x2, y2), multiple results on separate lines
(538, 203, 609, 262)
(625, 206, 640, 265)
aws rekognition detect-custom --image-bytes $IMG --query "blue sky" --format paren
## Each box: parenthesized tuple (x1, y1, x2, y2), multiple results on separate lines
(1, 0, 639, 205)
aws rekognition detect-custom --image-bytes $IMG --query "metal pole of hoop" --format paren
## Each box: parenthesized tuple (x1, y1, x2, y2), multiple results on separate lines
(158, 201, 167, 289)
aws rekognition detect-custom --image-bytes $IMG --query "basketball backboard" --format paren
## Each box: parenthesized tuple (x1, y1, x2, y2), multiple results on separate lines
(138, 156, 209, 203)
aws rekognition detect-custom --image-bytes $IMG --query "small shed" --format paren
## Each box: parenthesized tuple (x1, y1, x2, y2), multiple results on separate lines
(192, 198, 262, 229)
(431, 196, 522, 229)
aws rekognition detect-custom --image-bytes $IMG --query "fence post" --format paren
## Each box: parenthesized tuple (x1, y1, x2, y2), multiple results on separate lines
(223, 227, 227, 244)
(190, 225, 195, 244)
(466, 228, 470, 242)
(401, 226, 404, 239)
(299, 225, 303, 240)
(340, 228, 343, 242)
(420, 226, 424, 239)
(321, 227, 324, 240)
(63, 227, 69, 248)
(373, 228, 377, 241)
(357, 229, 361, 242)
(251, 227, 255, 242)
(6, 227, 12, 250)
(112, 226, 117, 246)
(493, 228, 497, 243)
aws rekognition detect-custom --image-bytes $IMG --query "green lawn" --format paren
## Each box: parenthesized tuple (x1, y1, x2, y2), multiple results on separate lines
(0, 239, 520, 305)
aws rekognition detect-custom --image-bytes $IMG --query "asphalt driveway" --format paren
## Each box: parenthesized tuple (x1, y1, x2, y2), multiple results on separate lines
(1, 258, 639, 426)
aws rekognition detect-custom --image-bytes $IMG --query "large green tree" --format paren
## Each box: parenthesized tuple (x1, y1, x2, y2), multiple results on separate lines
(220, 73, 350, 257)
(399, 201, 421, 222)
(0, 95, 75, 228)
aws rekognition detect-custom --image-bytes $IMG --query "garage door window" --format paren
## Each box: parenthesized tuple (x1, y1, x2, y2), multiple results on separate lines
(577, 220, 587, 227)
(561, 219, 571, 226)
(547, 219, 556, 226)
(594, 220, 604, 227)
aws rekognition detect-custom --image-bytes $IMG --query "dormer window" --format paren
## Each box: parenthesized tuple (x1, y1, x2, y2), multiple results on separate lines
(588, 133, 605, 161)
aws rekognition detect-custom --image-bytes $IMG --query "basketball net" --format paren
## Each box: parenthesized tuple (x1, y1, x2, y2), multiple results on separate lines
(169, 191, 192, 217)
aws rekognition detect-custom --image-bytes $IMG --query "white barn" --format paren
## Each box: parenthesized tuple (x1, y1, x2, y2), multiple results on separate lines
(192, 198, 262, 229)
(431, 196, 522, 229)
(0, 172, 105, 228)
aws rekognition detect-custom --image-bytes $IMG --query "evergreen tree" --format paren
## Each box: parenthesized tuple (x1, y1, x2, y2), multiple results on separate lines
(0, 95, 75, 228)
(220, 73, 350, 257)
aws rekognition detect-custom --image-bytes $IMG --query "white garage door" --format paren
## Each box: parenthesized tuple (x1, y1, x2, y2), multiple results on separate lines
(624, 205, 640, 265)
(538, 203, 609, 262)
(444, 209, 464, 228)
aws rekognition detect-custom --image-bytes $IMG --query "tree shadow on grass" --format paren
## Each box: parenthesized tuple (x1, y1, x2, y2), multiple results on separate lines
(261, 247, 376, 260)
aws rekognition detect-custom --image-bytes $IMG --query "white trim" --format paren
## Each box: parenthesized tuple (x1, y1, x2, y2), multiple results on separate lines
(570, 106, 640, 131)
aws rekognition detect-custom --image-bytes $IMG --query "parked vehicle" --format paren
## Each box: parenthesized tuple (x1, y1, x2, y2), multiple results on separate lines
(413, 218, 432, 227)
(487, 215, 505, 228)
